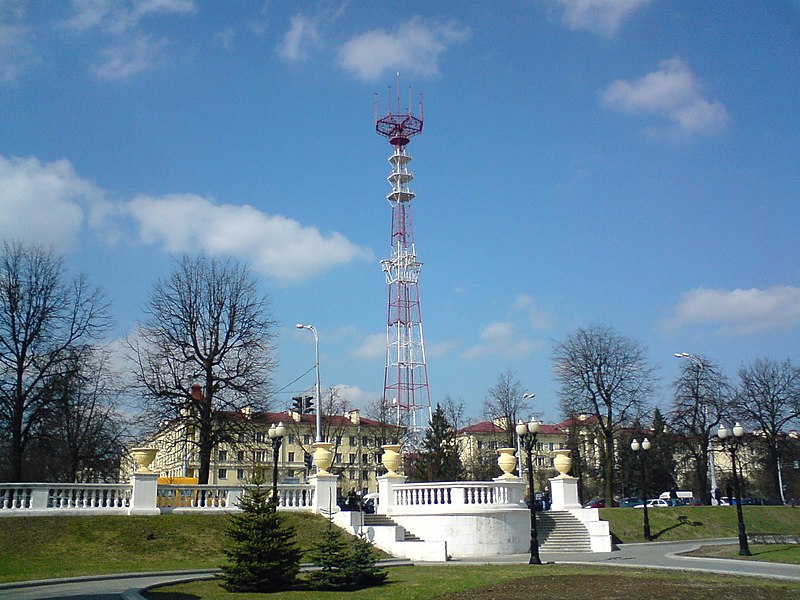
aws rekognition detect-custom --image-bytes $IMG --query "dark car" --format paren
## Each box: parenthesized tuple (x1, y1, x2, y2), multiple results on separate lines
(582, 497, 619, 508)
(619, 497, 644, 508)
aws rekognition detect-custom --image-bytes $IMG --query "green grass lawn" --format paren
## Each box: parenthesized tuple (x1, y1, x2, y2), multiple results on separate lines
(601, 505, 800, 543)
(143, 564, 800, 600)
(2, 505, 800, 586)
(0, 512, 348, 583)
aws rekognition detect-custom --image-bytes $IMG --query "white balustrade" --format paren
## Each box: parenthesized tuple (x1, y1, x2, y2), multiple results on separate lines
(392, 481, 524, 514)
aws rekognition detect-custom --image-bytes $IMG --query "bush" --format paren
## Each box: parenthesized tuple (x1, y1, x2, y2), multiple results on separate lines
(308, 518, 387, 591)
(219, 484, 301, 593)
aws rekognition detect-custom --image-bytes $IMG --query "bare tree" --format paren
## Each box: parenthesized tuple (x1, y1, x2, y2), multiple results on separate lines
(0, 241, 110, 481)
(669, 355, 732, 503)
(735, 358, 800, 504)
(128, 254, 276, 484)
(482, 370, 530, 448)
(33, 348, 129, 482)
(552, 325, 656, 505)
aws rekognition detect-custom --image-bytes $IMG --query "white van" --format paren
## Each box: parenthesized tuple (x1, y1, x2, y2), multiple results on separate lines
(659, 490, 693, 505)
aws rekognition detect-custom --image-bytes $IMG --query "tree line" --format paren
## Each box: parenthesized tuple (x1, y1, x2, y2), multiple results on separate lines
(2, 239, 798, 502)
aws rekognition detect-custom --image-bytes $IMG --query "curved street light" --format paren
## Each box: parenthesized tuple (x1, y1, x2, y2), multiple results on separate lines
(296, 323, 322, 443)
(674, 352, 718, 500)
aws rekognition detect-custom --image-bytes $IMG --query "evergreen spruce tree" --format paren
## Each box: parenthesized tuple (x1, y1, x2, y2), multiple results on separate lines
(343, 533, 388, 588)
(308, 516, 351, 589)
(219, 484, 301, 592)
(412, 403, 464, 482)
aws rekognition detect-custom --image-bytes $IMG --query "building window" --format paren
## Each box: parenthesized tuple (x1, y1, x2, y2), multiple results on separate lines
(304, 434, 312, 445)
(362, 454, 369, 464)
(255, 432, 265, 442)
(350, 436, 357, 446)
(349, 453, 356, 464)
(218, 450, 228, 462)
(218, 469, 227, 479)
(335, 436, 342, 445)
(288, 452, 295, 463)
(335, 453, 342, 463)
(254, 450, 267, 462)
(477, 440, 483, 450)
(362, 436, 369, 446)
(237, 451, 244, 462)
(237, 469, 244, 480)
(288, 434, 296, 444)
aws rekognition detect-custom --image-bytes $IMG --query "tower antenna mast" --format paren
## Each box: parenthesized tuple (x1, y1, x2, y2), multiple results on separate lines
(375, 76, 431, 446)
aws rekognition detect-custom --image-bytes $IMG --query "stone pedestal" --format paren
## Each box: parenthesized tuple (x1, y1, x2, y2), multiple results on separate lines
(549, 475, 581, 511)
(377, 473, 406, 515)
(310, 473, 339, 515)
(128, 472, 160, 515)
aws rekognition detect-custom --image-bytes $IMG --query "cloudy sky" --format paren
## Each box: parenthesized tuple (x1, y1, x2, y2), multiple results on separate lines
(1, 1, 798, 424)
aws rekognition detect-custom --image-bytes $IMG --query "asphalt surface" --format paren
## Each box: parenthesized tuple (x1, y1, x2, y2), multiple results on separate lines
(1, 539, 799, 599)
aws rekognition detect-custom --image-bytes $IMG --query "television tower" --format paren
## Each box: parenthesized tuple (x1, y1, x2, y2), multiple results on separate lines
(375, 77, 432, 445)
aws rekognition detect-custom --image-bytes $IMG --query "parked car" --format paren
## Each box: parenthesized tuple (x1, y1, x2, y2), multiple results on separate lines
(582, 497, 619, 508)
(619, 497, 645, 508)
(362, 492, 379, 514)
(635, 498, 669, 508)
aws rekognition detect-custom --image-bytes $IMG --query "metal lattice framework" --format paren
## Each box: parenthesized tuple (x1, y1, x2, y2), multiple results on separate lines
(375, 84, 431, 444)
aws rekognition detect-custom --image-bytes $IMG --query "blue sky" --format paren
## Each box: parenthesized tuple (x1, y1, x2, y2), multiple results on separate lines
(1, 1, 798, 425)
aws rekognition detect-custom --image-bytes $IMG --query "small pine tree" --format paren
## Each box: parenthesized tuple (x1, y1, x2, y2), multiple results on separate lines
(342, 533, 388, 588)
(308, 516, 351, 590)
(412, 403, 464, 482)
(219, 484, 301, 593)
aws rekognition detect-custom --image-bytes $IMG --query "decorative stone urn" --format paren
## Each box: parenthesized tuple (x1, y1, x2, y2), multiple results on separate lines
(553, 449, 572, 477)
(381, 444, 402, 476)
(496, 447, 518, 478)
(312, 442, 334, 474)
(131, 447, 158, 474)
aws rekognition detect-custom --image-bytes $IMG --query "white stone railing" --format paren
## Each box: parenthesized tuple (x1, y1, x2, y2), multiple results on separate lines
(156, 484, 315, 513)
(0, 480, 320, 516)
(391, 480, 525, 514)
(0, 483, 132, 513)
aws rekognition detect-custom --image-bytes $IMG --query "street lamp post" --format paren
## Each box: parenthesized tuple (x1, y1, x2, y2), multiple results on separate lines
(518, 393, 536, 476)
(674, 352, 718, 501)
(630, 438, 652, 542)
(718, 423, 751, 556)
(296, 323, 322, 443)
(268, 422, 286, 508)
(516, 419, 542, 565)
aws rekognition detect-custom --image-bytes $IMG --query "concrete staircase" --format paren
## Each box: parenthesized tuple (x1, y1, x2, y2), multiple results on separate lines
(363, 513, 422, 541)
(537, 510, 593, 552)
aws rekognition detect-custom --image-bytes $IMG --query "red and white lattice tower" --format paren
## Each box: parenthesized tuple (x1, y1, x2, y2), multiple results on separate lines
(375, 80, 432, 444)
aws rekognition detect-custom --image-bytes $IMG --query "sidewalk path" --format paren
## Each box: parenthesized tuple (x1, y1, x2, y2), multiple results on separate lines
(1, 540, 798, 599)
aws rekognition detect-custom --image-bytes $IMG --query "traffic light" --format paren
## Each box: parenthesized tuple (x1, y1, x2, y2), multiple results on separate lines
(303, 396, 314, 414)
(291, 396, 304, 413)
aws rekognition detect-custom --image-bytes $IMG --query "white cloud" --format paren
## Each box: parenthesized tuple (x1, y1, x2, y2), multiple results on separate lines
(92, 34, 167, 80)
(0, 155, 106, 251)
(61, 0, 195, 80)
(277, 14, 322, 62)
(338, 17, 470, 81)
(62, 0, 196, 34)
(462, 321, 536, 360)
(602, 57, 729, 139)
(426, 339, 458, 359)
(0, 5, 34, 84)
(513, 294, 556, 331)
(554, 0, 651, 37)
(125, 193, 372, 282)
(354, 332, 386, 360)
(669, 286, 800, 335)
(332, 384, 373, 409)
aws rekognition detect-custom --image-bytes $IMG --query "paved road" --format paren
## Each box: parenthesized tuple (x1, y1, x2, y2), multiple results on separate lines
(1, 540, 799, 599)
